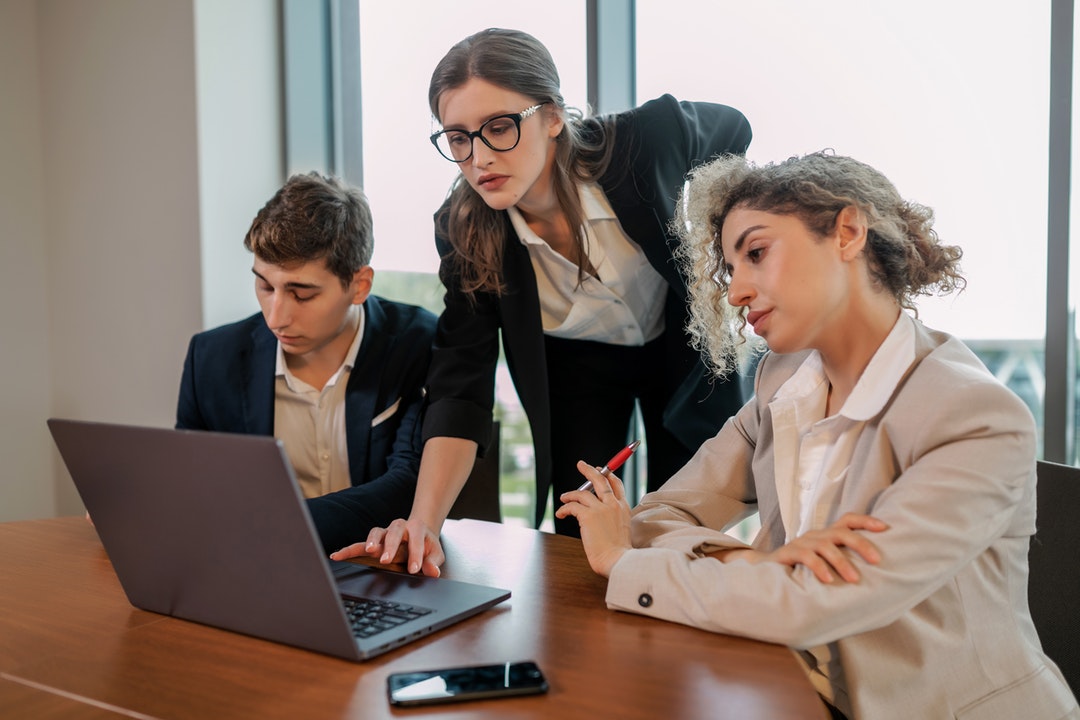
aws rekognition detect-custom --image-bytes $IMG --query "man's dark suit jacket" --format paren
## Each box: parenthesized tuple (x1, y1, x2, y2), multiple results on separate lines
(176, 294, 437, 552)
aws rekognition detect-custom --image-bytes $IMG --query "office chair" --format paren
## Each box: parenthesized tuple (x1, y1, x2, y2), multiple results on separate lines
(1028, 460, 1080, 697)
(447, 421, 502, 523)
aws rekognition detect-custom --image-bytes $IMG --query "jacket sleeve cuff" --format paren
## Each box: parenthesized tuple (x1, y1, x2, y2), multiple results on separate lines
(606, 547, 695, 618)
(421, 397, 494, 453)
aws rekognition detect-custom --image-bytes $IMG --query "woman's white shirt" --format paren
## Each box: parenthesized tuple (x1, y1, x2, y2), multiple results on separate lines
(507, 182, 667, 346)
(770, 311, 916, 542)
(767, 310, 914, 715)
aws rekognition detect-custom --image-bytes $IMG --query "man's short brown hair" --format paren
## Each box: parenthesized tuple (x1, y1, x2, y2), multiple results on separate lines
(244, 172, 373, 287)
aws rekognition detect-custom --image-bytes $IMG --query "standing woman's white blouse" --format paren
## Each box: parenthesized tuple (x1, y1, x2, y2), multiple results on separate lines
(508, 182, 667, 346)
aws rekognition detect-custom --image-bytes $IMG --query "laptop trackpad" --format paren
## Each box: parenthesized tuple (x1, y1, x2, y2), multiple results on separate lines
(330, 561, 432, 599)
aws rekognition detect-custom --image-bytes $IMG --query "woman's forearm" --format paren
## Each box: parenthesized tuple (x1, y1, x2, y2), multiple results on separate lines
(409, 436, 480, 530)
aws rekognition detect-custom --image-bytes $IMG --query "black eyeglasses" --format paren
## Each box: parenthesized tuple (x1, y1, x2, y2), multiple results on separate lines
(430, 103, 546, 163)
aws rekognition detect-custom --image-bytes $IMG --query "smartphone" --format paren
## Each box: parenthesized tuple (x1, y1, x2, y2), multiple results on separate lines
(387, 660, 548, 706)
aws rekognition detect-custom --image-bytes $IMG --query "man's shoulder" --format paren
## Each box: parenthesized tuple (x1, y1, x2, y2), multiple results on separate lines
(366, 295, 437, 336)
(358, 296, 437, 384)
(190, 312, 268, 348)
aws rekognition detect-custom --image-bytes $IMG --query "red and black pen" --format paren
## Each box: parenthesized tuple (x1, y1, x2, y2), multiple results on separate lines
(576, 440, 641, 493)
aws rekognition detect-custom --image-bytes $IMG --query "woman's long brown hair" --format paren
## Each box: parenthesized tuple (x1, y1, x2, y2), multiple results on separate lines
(430, 28, 615, 299)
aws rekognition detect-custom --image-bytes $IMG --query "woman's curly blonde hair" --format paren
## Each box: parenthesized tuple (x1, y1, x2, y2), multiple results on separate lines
(673, 151, 965, 379)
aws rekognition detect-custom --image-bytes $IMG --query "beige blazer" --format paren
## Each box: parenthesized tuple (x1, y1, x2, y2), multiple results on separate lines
(606, 320, 1078, 719)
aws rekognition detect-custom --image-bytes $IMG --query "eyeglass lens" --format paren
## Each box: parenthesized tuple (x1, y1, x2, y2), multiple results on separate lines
(435, 115, 520, 162)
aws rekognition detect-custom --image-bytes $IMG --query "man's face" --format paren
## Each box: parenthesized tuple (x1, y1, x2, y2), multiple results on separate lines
(252, 257, 372, 363)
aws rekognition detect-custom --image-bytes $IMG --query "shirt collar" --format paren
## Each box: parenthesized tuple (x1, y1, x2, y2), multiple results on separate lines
(274, 304, 366, 382)
(578, 181, 616, 221)
(840, 311, 915, 420)
(507, 182, 613, 247)
(772, 311, 916, 422)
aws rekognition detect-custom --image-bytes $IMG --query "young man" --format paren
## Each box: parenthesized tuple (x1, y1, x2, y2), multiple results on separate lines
(176, 172, 436, 553)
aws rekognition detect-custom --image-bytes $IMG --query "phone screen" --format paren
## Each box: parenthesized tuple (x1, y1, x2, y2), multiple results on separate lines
(387, 660, 548, 706)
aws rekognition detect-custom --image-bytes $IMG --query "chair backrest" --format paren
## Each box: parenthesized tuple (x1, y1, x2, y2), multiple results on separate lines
(447, 421, 502, 523)
(1029, 459, 1080, 697)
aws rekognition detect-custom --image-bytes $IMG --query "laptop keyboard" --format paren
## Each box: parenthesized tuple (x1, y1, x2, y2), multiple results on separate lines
(342, 597, 434, 639)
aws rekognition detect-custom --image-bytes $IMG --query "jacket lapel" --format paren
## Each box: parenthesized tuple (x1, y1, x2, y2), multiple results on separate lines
(610, 204, 684, 293)
(838, 319, 937, 511)
(498, 231, 554, 525)
(344, 297, 384, 483)
(245, 322, 277, 436)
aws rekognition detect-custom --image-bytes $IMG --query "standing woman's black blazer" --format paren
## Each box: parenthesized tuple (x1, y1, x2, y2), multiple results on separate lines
(422, 95, 753, 525)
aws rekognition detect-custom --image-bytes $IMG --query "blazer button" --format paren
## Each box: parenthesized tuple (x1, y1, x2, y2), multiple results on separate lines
(638, 593, 653, 608)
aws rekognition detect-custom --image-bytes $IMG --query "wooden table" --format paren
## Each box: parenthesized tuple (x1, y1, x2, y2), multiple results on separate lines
(0, 517, 826, 719)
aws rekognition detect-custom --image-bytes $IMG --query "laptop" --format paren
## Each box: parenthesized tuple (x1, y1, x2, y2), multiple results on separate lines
(46, 418, 510, 662)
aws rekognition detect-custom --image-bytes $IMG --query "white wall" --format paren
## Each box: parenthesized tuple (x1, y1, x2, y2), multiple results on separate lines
(0, 0, 283, 521)
(0, 0, 53, 521)
(195, 0, 282, 330)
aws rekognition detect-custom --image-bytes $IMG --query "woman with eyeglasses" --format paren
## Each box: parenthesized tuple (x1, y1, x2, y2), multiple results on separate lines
(332, 27, 751, 576)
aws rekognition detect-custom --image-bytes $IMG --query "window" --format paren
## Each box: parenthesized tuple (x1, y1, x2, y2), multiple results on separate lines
(637, 0, 1053, 454)
(296, 3, 1078, 532)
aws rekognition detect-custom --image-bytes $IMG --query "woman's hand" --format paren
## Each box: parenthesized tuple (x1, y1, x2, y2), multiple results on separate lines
(555, 461, 633, 578)
(710, 513, 889, 583)
(330, 517, 444, 577)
